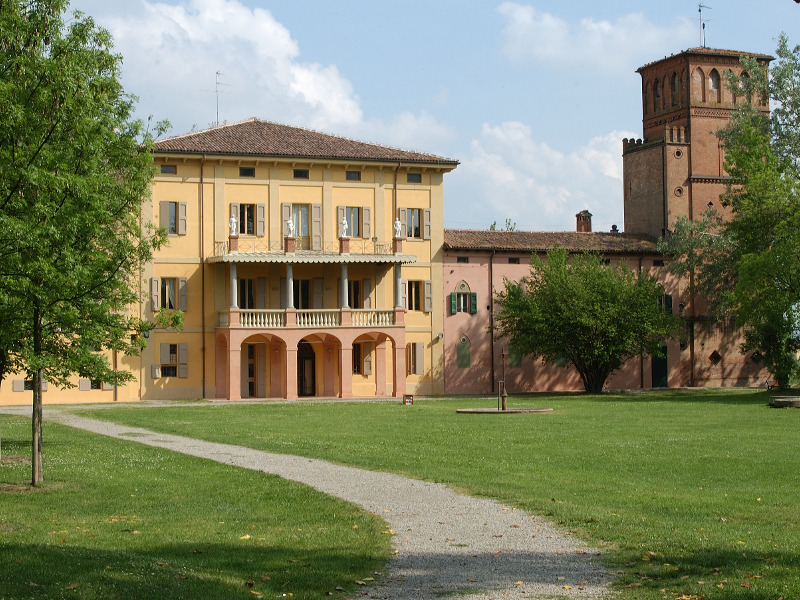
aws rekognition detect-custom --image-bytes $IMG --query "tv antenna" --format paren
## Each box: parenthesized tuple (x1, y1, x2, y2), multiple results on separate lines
(698, 4, 712, 48)
(201, 71, 230, 127)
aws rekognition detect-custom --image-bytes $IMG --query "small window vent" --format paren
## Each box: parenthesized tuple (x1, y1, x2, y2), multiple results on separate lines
(709, 350, 722, 365)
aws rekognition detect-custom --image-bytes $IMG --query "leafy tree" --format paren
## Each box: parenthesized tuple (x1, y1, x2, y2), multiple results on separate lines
(489, 218, 518, 231)
(662, 35, 800, 388)
(0, 0, 175, 484)
(493, 248, 678, 393)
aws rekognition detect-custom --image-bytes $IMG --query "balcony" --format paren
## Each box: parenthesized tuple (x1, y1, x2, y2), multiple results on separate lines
(213, 238, 395, 258)
(218, 308, 399, 329)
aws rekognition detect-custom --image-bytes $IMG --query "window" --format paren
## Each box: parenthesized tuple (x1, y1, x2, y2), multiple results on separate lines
(348, 280, 361, 308)
(293, 168, 309, 179)
(508, 257, 520, 264)
(239, 203, 255, 235)
(653, 259, 665, 267)
(352, 344, 362, 374)
(407, 342, 424, 375)
(407, 208, 421, 239)
(239, 166, 255, 177)
(161, 164, 177, 175)
(344, 207, 360, 237)
(407, 172, 422, 184)
(90, 380, 102, 390)
(346, 170, 361, 181)
(456, 336, 470, 369)
(450, 281, 475, 315)
(24, 380, 33, 391)
(292, 204, 310, 237)
(457, 256, 469, 264)
(653, 80, 661, 112)
(456, 293, 470, 313)
(659, 293, 673, 314)
(160, 201, 186, 235)
(239, 279, 256, 309)
(407, 281, 421, 311)
(167, 202, 177, 234)
(162, 343, 178, 377)
(293, 279, 311, 309)
(161, 277, 177, 310)
(671, 72, 679, 106)
(709, 69, 721, 103)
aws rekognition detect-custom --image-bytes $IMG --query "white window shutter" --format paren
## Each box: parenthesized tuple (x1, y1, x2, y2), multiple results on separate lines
(79, 378, 91, 391)
(423, 208, 431, 240)
(400, 279, 407, 311)
(102, 382, 113, 390)
(362, 279, 372, 309)
(423, 280, 433, 313)
(178, 277, 188, 311)
(415, 342, 425, 375)
(361, 206, 371, 239)
(150, 277, 160, 312)
(281, 203, 291, 237)
(160, 343, 170, 365)
(256, 203, 266, 237)
(41, 380, 48, 392)
(398, 208, 407, 238)
(12, 380, 24, 392)
(257, 277, 267, 309)
(178, 343, 188, 378)
(151, 364, 161, 379)
(311, 203, 322, 249)
(337, 206, 345, 237)
(363, 342, 372, 375)
(178, 202, 187, 235)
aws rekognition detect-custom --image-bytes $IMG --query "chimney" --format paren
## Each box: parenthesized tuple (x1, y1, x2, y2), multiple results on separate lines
(576, 210, 592, 233)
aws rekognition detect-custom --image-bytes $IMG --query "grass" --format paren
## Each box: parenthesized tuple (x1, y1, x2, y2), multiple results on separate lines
(72, 390, 800, 600)
(0, 416, 390, 600)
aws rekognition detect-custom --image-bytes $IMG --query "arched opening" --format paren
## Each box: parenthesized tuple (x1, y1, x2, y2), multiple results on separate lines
(456, 335, 471, 369)
(653, 80, 661, 113)
(671, 72, 679, 106)
(692, 67, 705, 103)
(451, 280, 475, 315)
(662, 76, 669, 109)
(709, 69, 721, 103)
(297, 339, 316, 397)
(740, 71, 752, 104)
(644, 81, 651, 115)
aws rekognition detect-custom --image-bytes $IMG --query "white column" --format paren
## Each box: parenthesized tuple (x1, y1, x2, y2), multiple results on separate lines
(230, 262, 238, 308)
(286, 263, 295, 309)
(341, 263, 349, 308)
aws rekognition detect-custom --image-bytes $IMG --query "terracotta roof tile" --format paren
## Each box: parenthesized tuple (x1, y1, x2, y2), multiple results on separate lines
(154, 118, 458, 165)
(443, 229, 660, 254)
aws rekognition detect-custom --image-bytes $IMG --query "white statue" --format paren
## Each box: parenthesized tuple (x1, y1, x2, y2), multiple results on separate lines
(287, 216, 294, 237)
(394, 218, 402, 238)
(229, 214, 237, 236)
(341, 216, 348, 237)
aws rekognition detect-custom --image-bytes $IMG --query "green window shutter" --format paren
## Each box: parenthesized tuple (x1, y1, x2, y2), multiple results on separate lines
(664, 294, 673, 313)
(456, 337, 471, 368)
(450, 292, 457, 315)
(469, 292, 477, 315)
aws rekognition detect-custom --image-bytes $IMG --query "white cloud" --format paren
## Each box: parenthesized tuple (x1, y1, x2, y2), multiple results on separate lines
(497, 2, 694, 72)
(446, 122, 636, 232)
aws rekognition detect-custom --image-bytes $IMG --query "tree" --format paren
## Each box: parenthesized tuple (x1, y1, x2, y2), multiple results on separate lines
(662, 35, 800, 388)
(493, 248, 678, 393)
(489, 218, 518, 231)
(0, 0, 174, 484)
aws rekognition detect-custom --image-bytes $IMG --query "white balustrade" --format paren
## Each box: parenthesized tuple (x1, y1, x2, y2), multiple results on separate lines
(351, 309, 394, 327)
(226, 308, 394, 328)
(296, 309, 339, 327)
(239, 310, 285, 328)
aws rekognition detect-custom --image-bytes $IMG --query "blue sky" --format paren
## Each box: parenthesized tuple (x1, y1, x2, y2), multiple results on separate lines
(70, 0, 796, 232)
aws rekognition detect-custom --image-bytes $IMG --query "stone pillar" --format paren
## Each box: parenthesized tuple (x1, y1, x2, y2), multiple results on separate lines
(229, 234, 239, 253)
(393, 341, 406, 398)
(230, 262, 238, 308)
(286, 263, 294, 309)
(339, 343, 353, 399)
(285, 345, 298, 400)
(341, 263, 349, 308)
(375, 340, 387, 396)
(284, 236, 296, 253)
(227, 342, 241, 401)
(393, 236, 403, 254)
(323, 342, 336, 397)
(395, 263, 402, 308)
(339, 236, 350, 254)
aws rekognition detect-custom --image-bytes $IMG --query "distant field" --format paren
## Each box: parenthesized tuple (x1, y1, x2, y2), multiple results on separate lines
(75, 390, 800, 600)
(0, 416, 389, 600)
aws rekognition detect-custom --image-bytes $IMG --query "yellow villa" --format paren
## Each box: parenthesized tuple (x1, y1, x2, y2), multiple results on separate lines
(0, 119, 458, 404)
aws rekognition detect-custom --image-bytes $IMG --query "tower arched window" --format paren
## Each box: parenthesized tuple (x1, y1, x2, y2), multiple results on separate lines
(671, 72, 679, 106)
(692, 67, 706, 103)
(740, 71, 752, 104)
(644, 82, 651, 115)
(450, 281, 476, 315)
(653, 80, 661, 112)
(708, 69, 721, 103)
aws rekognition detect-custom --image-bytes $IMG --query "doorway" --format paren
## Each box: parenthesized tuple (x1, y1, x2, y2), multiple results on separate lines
(652, 345, 668, 388)
(297, 340, 316, 396)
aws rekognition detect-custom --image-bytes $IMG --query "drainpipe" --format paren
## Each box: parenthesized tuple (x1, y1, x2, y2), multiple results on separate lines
(489, 250, 495, 394)
(200, 154, 207, 399)
(639, 254, 645, 389)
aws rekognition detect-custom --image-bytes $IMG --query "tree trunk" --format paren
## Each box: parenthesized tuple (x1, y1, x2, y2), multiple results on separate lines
(32, 303, 43, 486)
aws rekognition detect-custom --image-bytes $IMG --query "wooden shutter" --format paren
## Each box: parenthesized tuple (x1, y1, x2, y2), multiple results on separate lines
(12, 380, 24, 392)
(257, 277, 267, 309)
(160, 201, 169, 231)
(362, 279, 372, 309)
(178, 277, 188, 311)
(313, 278, 324, 309)
(311, 203, 322, 249)
(256, 203, 266, 237)
(363, 342, 372, 375)
(361, 206, 371, 239)
(400, 279, 407, 311)
(151, 364, 161, 379)
(423, 280, 433, 313)
(178, 343, 188, 378)
(414, 342, 425, 375)
(470, 292, 477, 315)
(398, 208, 407, 238)
(422, 208, 431, 240)
(79, 378, 91, 391)
(150, 277, 160, 312)
(281, 203, 291, 237)
(280, 278, 287, 309)
(450, 292, 457, 315)
(160, 343, 170, 365)
(337, 206, 345, 237)
(178, 202, 187, 235)
(102, 382, 113, 390)
(230, 203, 239, 235)
(41, 380, 48, 392)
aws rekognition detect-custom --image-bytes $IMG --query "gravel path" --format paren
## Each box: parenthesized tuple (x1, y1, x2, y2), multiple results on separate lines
(11, 409, 611, 599)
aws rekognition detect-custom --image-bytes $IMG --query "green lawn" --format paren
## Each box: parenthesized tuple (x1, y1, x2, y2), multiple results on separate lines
(0, 416, 390, 600)
(73, 390, 800, 600)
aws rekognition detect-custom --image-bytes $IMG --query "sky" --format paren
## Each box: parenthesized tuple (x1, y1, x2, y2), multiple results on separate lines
(69, 0, 796, 232)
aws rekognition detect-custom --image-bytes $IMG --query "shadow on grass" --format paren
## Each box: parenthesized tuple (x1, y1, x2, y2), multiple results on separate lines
(612, 547, 800, 599)
(0, 542, 383, 600)
(504, 389, 779, 407)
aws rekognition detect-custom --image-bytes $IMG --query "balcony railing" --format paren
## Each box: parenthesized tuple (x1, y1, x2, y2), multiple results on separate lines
(218, 308, 397, 329)
(213, 238, 395, 257)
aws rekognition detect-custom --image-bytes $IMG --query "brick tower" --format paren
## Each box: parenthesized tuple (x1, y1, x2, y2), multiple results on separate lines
(622, 47, 772, 238)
